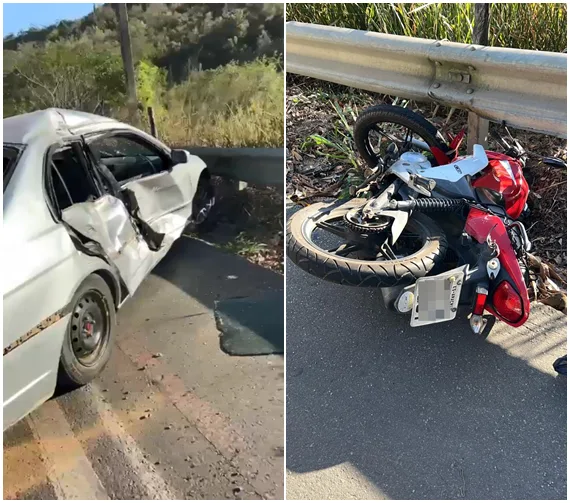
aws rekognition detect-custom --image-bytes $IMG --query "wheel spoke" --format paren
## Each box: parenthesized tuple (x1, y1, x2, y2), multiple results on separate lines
(315, 220, 350, 240)
(328, 243, 360, 256)
(371, 125, 400, 145)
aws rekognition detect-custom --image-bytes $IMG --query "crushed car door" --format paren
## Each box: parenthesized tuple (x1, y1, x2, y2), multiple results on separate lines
(85, 132, 200, 247)
(57, 133, 202, 294)
(49, 141, 159, 294)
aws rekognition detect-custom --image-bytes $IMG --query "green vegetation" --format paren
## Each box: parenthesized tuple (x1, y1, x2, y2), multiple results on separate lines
(156, 58, 283, 147)
(4, 3, 284, 147)
(287, 3, 567, 52)
(222, 232, 268, 257)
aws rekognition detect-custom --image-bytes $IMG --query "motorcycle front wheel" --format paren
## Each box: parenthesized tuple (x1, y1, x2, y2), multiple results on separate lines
(287, 199, 448, 288)
(353, 105, 450, 168)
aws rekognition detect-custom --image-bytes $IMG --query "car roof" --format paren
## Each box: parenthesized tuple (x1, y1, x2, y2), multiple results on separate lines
(3, 108, 119, 144)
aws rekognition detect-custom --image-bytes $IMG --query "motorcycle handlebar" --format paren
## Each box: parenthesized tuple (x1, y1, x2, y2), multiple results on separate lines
(489, 128, 565, 169)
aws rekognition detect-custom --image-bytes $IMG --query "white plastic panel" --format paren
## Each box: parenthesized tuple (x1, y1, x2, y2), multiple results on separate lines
(389, 144, 489, 184)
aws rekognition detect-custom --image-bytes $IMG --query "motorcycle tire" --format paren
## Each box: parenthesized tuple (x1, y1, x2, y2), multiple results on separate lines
(286, 201, 448, 288)
(353, 105, 450, 168)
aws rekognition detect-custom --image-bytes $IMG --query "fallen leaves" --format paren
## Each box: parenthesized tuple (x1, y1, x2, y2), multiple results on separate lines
(527, 253, 567, 313)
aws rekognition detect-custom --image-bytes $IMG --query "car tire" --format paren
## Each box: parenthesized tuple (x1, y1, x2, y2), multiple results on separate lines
(57, 274, 116, 390)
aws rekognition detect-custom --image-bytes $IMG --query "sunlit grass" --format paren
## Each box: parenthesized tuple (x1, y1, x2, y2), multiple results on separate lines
(131, 58, 284, 148)
(287, 3, 567, 52)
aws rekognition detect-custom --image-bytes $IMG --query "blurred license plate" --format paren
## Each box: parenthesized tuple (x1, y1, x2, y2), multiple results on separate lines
(410, 266, 467, 327)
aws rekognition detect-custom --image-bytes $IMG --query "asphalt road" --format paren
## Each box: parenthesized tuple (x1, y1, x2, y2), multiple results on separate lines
(286, 205, 566, 500)
(4, 236, 284, 500)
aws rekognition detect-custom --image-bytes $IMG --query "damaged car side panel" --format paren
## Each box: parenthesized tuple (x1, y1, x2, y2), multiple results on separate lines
(122, 156, 206, 244)
(59, 146, 207, 295)
(61, 195, 158, 294)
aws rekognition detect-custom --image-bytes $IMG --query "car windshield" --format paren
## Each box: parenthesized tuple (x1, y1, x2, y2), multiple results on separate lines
(4, 144, 23, 192)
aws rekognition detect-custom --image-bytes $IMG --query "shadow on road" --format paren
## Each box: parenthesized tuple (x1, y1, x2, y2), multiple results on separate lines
(286, 271, 567, 499)
(152, 236, 284, 353)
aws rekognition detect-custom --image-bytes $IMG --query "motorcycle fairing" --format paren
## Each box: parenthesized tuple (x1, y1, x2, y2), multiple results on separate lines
(464, 208, 530, 327)
(472, 152, 529, 219)
(388, 144, 489, 185)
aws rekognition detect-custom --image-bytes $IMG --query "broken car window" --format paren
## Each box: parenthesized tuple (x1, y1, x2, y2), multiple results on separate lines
(50, 146, 99, 211)
(89, 135, 165, 184)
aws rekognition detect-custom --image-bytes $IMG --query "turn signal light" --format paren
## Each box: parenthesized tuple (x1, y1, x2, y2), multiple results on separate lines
(492, 281, 523, 323)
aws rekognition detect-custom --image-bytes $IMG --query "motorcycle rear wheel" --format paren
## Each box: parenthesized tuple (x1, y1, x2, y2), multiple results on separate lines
(287, 199, 448, 287)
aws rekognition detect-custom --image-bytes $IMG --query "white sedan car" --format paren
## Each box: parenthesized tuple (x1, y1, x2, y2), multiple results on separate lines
(3, 108, 214, 430)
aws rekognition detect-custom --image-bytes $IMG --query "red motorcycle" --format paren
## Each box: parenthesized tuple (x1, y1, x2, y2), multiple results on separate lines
(287, 105, 565, 333)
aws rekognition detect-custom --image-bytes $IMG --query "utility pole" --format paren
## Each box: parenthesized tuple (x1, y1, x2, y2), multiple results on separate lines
(467, 3, 490, 150)
(116, 4, 138, 124)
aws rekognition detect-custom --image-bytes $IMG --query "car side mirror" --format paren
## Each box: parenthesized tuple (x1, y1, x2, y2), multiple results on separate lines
(171, 149, 190, 166)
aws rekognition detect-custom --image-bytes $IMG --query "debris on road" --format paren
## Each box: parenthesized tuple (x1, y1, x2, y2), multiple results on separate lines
(527, 253, 567, 313)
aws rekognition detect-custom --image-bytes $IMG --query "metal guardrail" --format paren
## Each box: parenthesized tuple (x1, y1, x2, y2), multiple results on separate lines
(184, 147, 284, 187)
(287, 22, 567, 139)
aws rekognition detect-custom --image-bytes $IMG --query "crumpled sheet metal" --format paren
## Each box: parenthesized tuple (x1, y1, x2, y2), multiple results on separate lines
(61, 166, 198, 295)
(62, 195, 157, 293)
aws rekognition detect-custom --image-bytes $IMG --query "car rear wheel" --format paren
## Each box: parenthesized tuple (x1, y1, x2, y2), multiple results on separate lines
(57, 274, 116, 390)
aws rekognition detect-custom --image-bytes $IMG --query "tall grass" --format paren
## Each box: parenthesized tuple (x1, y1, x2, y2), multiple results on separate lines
(287, 3, 567, 52)
(122, 58, 284, 147)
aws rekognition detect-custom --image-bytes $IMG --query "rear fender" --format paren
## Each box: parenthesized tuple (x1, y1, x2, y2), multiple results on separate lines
(464, 208, 529, 326)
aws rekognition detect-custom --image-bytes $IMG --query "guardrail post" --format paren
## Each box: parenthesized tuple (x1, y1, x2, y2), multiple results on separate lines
(467, 113, 489, 150)
(468, 4, 490, 149)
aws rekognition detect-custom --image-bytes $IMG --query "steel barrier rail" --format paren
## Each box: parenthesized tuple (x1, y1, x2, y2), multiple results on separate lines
(287, 22, 567, 138)
(182, 147, 284, 187)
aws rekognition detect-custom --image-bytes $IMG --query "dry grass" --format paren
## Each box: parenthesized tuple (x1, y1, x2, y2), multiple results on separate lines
(197, 180, 284, 274)
(141, 59, 284, 148)
(287, 3, 567, 52)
